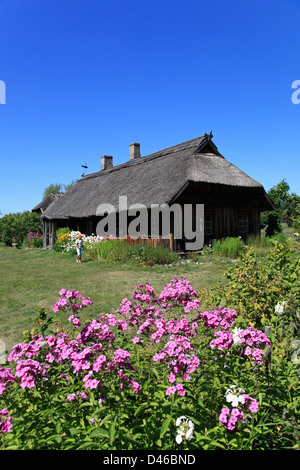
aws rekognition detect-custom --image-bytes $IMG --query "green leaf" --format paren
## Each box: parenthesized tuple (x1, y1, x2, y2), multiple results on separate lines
(69, 427, 81, 436)
(160, 416, 172, 438)
(134, 402, 149, 416)
(109, 422, 116, 446)
(90, 428, 109, 438)
(76, 440, 94, 450)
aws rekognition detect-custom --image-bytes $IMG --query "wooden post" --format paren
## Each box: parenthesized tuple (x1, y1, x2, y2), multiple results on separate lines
(43, 220, 47, 248)
(265, 326, 272, 372)
(170, 233, 174, 252)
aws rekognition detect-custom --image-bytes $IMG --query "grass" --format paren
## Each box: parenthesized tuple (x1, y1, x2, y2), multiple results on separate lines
(0, 245, 234, 352)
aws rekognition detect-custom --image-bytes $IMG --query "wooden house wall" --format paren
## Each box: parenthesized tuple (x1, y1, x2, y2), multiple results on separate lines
(174, 182, 262, 243)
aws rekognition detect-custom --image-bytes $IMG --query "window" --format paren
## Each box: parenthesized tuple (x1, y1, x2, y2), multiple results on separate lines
(238, 214, 249, 233)
(205, 214, 214, 235)
(86, 219, 93, 235)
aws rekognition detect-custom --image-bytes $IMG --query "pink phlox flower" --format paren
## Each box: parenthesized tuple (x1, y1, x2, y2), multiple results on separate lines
(199, 306, 237, 330)
(158, 277, 199, 310)
(92, 354, 107, 372)
(210, 330, 234, 351)
(68, 315, 81, 327)
(131, 283, 155, 305)
(0, 409, 14, 433)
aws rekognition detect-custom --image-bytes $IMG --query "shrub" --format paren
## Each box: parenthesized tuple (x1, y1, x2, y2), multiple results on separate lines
(128, 244, 178, 266)
(24, 232, 43, 248)
(0, 278, 298, 450)
(208, 240, 300, 361)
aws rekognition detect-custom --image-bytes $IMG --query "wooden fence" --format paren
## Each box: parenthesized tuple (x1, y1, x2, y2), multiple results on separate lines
(123, 234, 182, 252)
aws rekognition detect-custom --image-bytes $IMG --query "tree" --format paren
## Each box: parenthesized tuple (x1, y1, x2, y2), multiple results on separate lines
(43, 184, 63, 200)
(43, 180, 77, 200)
(263, 179, 300, 236)
(0, 211, 41, 245)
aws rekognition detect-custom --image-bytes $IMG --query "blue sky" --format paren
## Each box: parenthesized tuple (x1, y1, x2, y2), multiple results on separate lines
(1, 0, 300, 215)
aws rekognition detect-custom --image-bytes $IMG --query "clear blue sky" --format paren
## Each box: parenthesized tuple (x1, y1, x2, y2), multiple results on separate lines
(1, 0, 300, 215)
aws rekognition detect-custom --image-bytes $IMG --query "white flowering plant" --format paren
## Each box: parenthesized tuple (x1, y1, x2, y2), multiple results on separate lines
(175, 416, 194, 444)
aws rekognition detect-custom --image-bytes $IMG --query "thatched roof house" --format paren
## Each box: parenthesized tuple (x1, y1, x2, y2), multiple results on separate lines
(40, 133, 274, 250)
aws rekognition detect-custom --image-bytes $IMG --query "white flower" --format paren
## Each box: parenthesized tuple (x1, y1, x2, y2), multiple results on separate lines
(232, 327, 243, 345)
(175, 416, 194, 444)
(274, 302, 287, 315)
(225, 385, 245, 407)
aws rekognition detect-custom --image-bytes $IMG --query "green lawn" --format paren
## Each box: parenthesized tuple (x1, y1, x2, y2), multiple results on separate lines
(0, 245, 235, 352)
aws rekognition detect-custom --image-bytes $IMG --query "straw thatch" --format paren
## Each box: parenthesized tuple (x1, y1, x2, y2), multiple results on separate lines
(41, 134, 274, 221)
(32, 193, 63, 214)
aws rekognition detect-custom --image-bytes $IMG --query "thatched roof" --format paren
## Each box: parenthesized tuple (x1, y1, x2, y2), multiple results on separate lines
(32, 193, 63, 214)
(41, 135, 274, 220)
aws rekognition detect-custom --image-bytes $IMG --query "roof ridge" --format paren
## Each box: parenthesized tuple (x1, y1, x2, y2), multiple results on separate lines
(82, 135, 205, 181)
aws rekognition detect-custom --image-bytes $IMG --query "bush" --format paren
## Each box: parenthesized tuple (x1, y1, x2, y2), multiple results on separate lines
(24, 232, 43, 248)
(207, 240, 300, 361)
(293, 216, 300, 234)
(0, 278, 298, 450)
(128, 243, 178, 266)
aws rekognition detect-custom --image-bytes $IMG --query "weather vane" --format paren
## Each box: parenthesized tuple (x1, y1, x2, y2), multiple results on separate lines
(81, 163, 88, 176)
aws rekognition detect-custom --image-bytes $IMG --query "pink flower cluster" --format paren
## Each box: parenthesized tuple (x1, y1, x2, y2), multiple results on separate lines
(219, 394, 259, 430)
(0, 277, 269, 436)
(8, 335, 45, 362)
(237, 328, 271, 365)
(0, 366, 16, 395)
(52, 289, 94, 327)
(77, 314, 126, 344)
(116, 285, 161, 328)
(131, 283, 155, 304)
(106, 349, 140, 393)
(27, 232, 43, 240)
(66, 391, 88, 401)
(2, 291, 141, 405)
(199, 306, 237, 330)
(157, 277, 201, 312)
(116, 278, 202, 396)
(153, 335, 200, 397)
(15, 358, 49, 389)
(219, 407, 245, 430)
(198, 306, 271, 366)
(0, 409, 14, 433)
(210, 330, 234, 351)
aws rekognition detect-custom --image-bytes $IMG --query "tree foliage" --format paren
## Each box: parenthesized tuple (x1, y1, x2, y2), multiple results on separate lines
(0, 211, 41, 246)
(263, 179, 300, 236)
(43, 180, 77, 200)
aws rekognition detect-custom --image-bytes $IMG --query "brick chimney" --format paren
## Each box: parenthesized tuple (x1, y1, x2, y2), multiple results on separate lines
(129, 143, 141, 160)
(101, 155, 113, 170)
